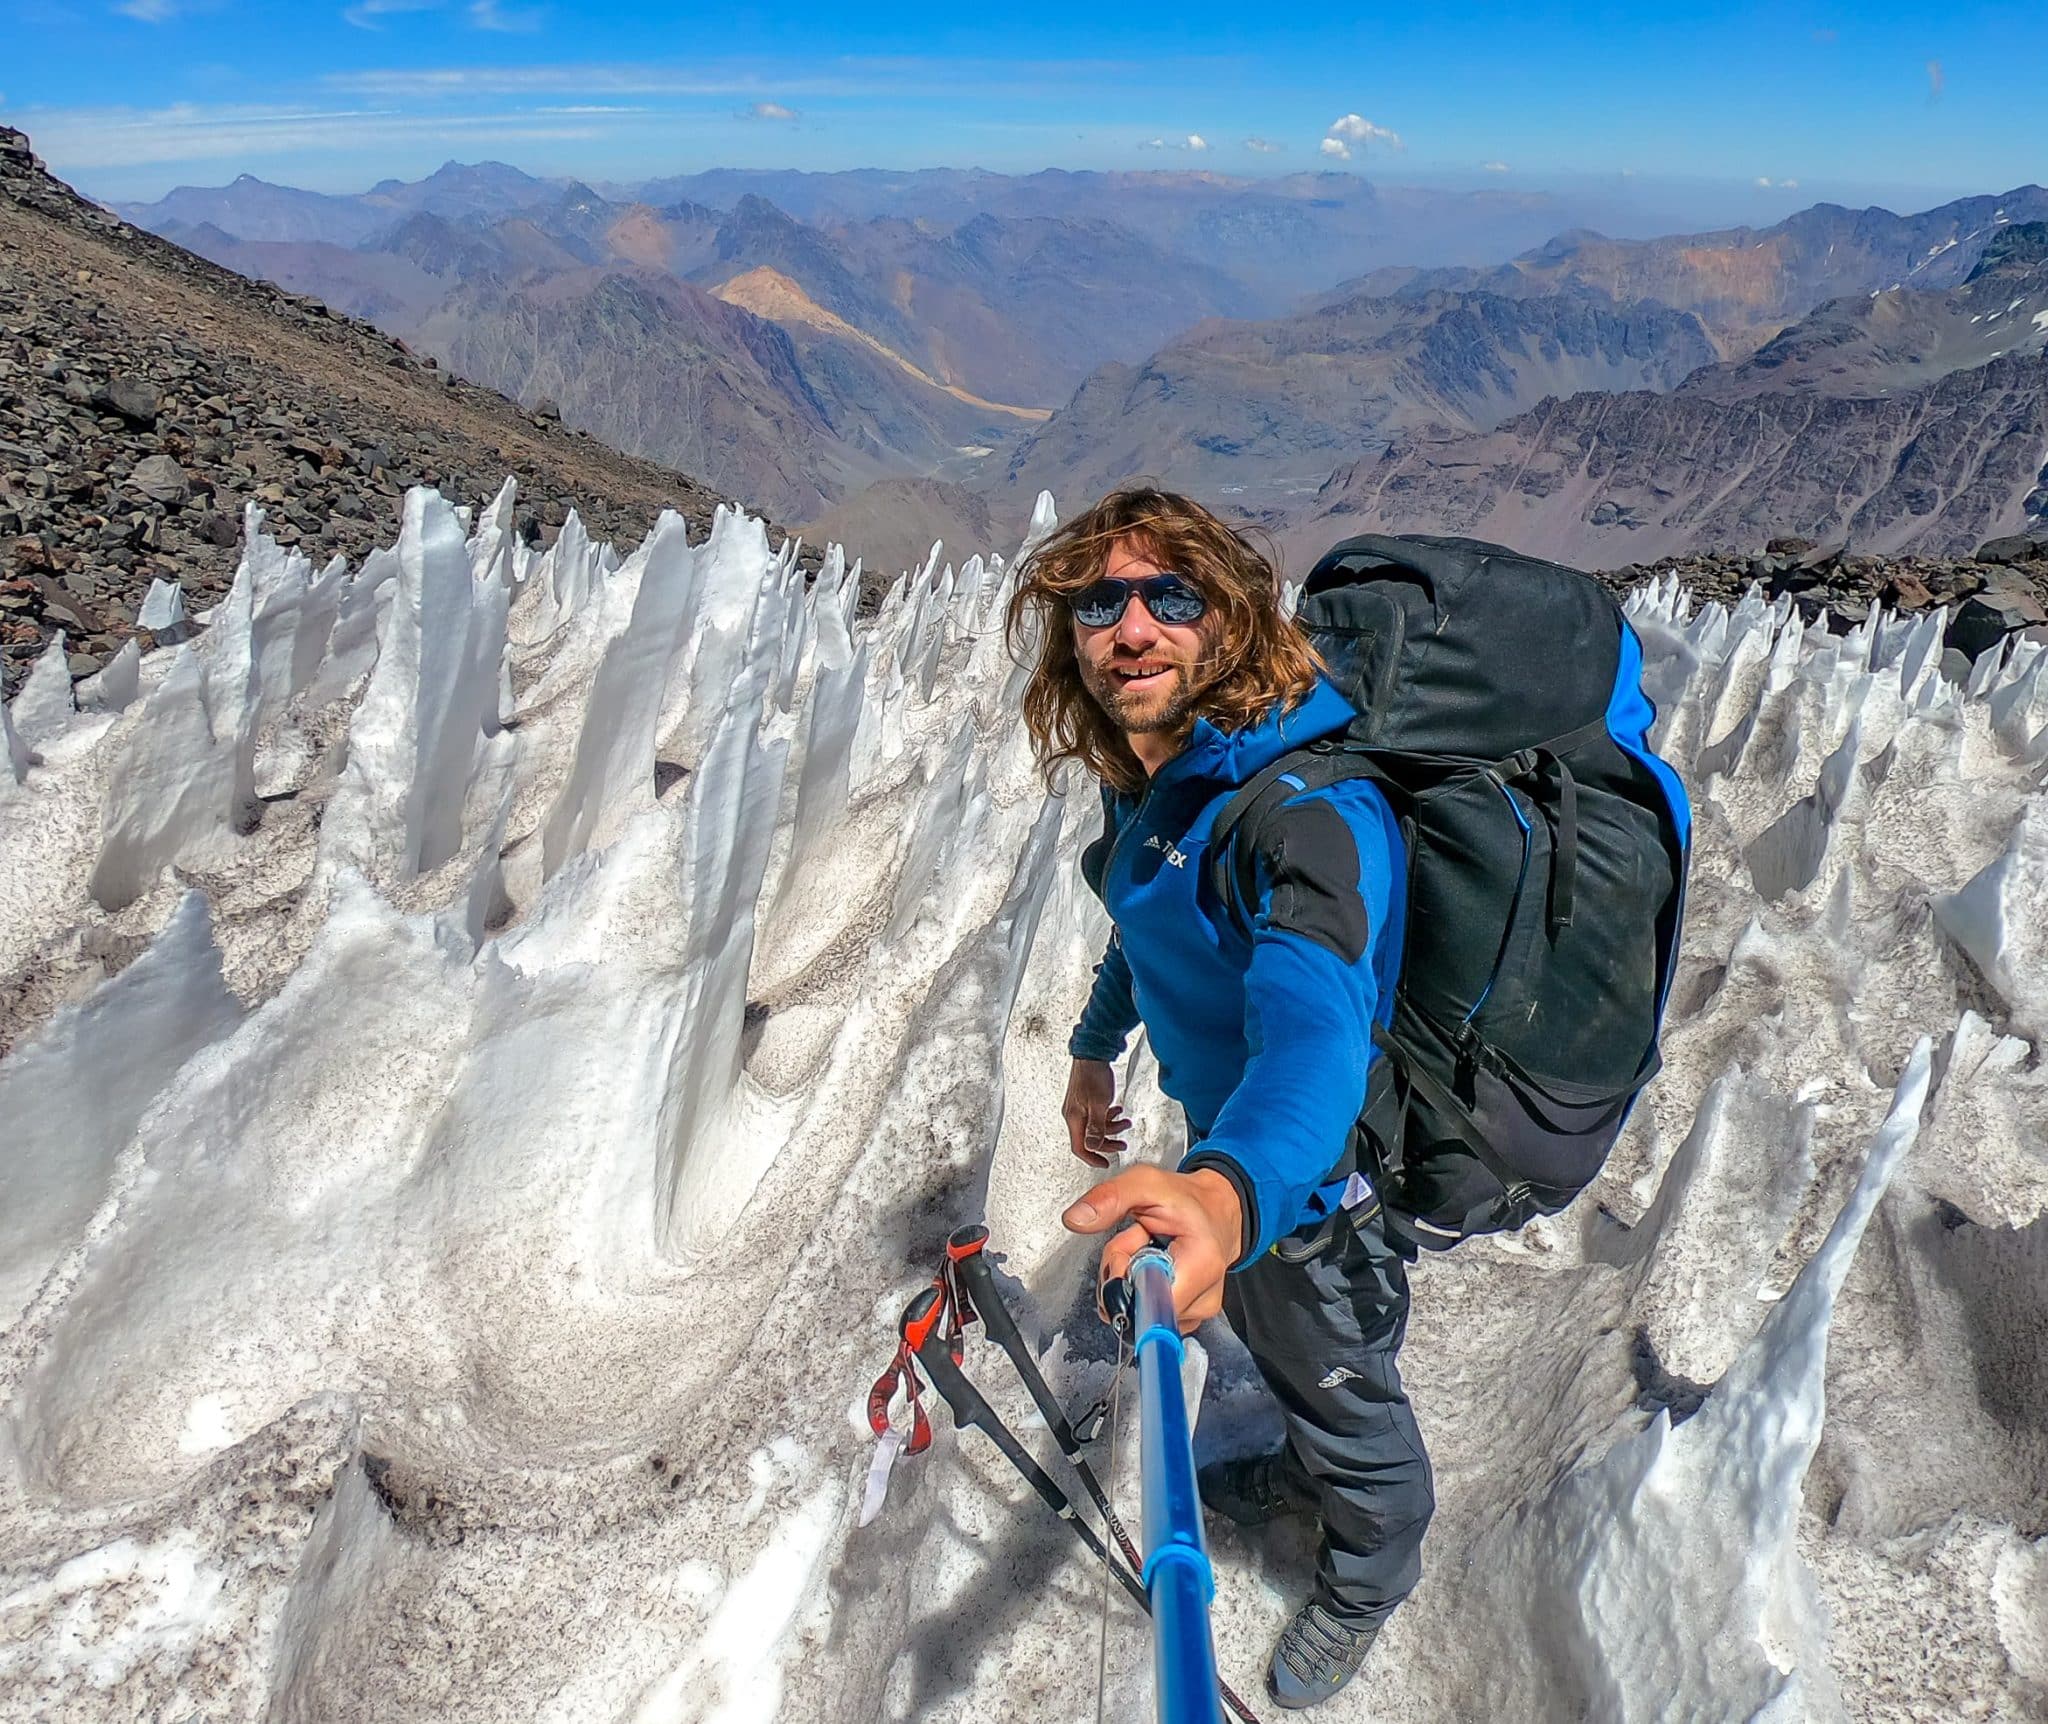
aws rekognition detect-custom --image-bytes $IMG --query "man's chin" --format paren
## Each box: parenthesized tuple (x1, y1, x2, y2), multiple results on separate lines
(1083, 664, 1200, 734)
(1112, 682, 1197, 735)
(1117, 702, 1186, 735)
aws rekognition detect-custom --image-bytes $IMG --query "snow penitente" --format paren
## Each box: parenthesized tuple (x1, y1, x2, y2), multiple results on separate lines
(2, 486, 2044, 1721)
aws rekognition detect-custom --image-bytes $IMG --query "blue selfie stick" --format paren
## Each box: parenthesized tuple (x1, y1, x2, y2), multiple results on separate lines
(1125, 1247, 1225, 1724)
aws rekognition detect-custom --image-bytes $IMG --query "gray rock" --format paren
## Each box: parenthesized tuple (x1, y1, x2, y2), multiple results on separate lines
(127, 454, 188, 504)
(1974, 532, 2047, 565)
(96, 376, 160, 427)
(1946, 582, 2048, 660)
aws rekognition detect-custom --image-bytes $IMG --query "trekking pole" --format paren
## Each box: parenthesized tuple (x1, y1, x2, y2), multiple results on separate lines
(902, 1287, 1153, 1616)
(893, 1261, 1264, 1724)
(946, 1225, 1144, 1570)
(1119, 1247, 1225, 1724)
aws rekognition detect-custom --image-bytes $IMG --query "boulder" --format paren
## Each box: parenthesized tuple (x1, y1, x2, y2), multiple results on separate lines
(1973, 533, 2047, 566)
(95, 376, 160, 427)
(127, 455, 189, 505)
(1946, 582, 2048, 662)
(1883, 572, 1937, 612)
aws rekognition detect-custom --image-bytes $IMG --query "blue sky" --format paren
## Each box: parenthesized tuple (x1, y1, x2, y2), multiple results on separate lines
(6, 0, 2043, 209)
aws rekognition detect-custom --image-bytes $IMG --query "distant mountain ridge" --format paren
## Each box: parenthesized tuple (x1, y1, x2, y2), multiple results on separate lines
(1681, 221, 2048, 401)
(134, 172, 1283, 520)
(1322, 187, 2048, 356)
(109, 159, 2048, 570)
(1291, 354, 2048, 567)
(996, 286, 1721, 517)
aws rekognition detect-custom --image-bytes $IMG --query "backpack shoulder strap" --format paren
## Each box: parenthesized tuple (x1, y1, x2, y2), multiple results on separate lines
(1207, 745, 1388, 938)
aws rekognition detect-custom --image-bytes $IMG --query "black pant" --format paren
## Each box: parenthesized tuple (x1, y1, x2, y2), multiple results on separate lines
(1220, 1203, 1435, 1625)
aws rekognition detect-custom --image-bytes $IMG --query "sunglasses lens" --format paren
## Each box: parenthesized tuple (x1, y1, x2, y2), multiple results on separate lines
(1145, 577, 1206, 624)
(1070, 574, 1206, 628)
(1071, 583, 1128, 628)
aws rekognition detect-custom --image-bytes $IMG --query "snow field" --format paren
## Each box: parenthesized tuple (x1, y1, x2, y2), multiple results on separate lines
(0, 493, 2043, 1722)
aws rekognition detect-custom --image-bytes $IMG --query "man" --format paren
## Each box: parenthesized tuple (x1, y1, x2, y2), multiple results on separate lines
(1005, 487, 1433, 1711)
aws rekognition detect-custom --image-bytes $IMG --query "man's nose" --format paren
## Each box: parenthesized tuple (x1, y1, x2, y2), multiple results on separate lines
(1113, 597, 1162, 648)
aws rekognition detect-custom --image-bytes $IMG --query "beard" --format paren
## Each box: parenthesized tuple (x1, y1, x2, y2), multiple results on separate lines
(1077, 645, 1210, 737)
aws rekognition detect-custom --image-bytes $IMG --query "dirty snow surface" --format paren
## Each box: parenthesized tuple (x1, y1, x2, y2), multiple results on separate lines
(2, 485, 2046, 1724)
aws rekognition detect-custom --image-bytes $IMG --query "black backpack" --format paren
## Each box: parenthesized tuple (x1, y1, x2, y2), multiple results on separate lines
(1210, 534, 1692, 1249)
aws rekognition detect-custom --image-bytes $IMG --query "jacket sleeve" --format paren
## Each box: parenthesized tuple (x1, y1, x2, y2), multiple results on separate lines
(1180, 786, 1397, 1263)
(1068, 932, 1140, 1062)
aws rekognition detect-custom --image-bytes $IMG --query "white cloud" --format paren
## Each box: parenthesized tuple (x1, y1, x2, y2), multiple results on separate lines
(1319, 113, 1401, 162)
(1481, 160, 1510, 173)
(740, 101, 799, 121)
(1755, 175, 1800, 190)
(468, 0, 542, 29)
(318, 56, 1123, 103)
(342, 0, 441, 25)
(114, 0, 180, 18)
(1781, 177, 1799, 190)
(1927, 58, 1944, 100)
(1185, 133, 1208, 152)
(1138, 134, 1207, 152)
(1243, 137, 1282, 154)
(20, 100, 609, 170)
(1319, 114, 1401, 162)
(322, 63, 815, 99)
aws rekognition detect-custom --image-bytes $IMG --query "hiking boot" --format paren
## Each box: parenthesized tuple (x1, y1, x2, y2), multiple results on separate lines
(1267, 1602, 1382, 1710)
(1196, 1449, 1314, 1527)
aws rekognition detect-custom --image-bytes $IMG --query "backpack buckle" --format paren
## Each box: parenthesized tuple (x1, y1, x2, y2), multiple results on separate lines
(1451, 1021, 1483, 1088)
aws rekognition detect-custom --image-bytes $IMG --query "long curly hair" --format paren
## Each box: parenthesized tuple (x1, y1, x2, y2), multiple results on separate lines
(1005, 487, 1321, 794)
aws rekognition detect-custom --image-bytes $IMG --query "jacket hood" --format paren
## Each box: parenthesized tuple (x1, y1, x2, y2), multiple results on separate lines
(1161, 674, 1357, 790)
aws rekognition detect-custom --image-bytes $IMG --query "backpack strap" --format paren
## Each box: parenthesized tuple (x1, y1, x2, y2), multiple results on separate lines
(1486, 715, 1608, 935)
(1206, 744, 1387, 939)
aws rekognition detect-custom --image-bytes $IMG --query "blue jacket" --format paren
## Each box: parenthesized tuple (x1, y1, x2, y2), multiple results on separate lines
(1068, 676, 1405, 1262)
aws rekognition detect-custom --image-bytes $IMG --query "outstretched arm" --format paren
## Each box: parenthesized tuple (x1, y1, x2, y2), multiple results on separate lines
(1182, 787, 1397, 1261)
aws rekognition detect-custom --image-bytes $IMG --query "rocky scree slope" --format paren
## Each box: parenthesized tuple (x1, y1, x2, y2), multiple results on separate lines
(1600, 532, 2048, 669)
(0, 129, 774, 696)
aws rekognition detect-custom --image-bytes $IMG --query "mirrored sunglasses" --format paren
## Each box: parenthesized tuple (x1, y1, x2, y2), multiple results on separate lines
(1068, 573, 1208, 629)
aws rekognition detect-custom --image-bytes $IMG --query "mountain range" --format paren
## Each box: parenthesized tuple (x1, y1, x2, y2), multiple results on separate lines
(1287, 231, 2048, 565)
(112, 160, 2048, 574)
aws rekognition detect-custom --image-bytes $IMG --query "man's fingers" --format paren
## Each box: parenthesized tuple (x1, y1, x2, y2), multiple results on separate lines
(1061, 1167, 1166, 1236)
(1099, 1218, 1153, 1282)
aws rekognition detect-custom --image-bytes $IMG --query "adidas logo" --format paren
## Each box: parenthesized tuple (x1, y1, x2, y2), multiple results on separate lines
(1144, 835, 1166, 850)
(1317, 1366, 1363, 1390)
